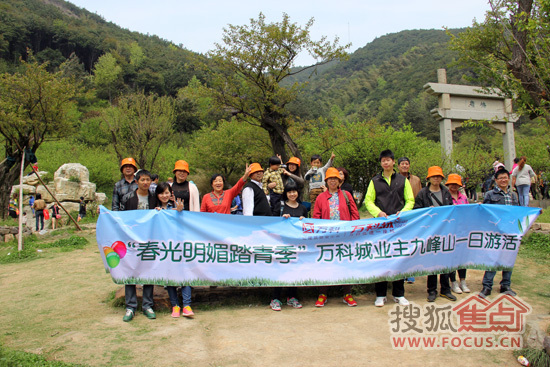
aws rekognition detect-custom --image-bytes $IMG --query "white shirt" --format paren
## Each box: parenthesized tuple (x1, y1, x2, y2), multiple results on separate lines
(242, 180, 263, 216)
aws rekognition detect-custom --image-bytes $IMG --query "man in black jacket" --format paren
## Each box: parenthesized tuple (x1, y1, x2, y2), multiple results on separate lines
(120, 170, 157, 322)
(479, 168, 519, 298)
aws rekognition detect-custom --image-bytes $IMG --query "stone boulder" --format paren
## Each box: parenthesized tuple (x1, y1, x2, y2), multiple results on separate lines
(53, 163, 96, 202)
(95, 192, 107, 205)
(23, 171, 48, 186)
(10, 184, 36, 196)
(54, 163, 90, 183)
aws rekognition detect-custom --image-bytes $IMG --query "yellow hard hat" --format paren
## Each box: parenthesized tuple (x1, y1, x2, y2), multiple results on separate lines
(426, 166, 445, 180)
(286, 157, 301, 167)
(445, 174, 463, 186)
(249, 163, 264, 175)
(325, 167, 342, 182)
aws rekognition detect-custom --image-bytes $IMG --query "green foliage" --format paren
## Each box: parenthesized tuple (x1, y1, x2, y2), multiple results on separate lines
(204, 12, 350, 161)
(449, 0, 550, 125)
(39, 235, 88, 249)
(0, 343, 83, 366)
(520, 232, 550, 264)
(186, 119, 272, 186)
(93, 52, 123, 101)
(101, 92, 176, 171)
(514, 348, 550, 367)
(0, 235, 87, 264)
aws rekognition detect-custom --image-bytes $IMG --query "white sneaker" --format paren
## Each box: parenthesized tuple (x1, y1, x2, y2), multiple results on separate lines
(393, 296, 410, 306)
(460, 280, 471, 293)
(451, 281, 463, 294)
(374, 296, 387, 307)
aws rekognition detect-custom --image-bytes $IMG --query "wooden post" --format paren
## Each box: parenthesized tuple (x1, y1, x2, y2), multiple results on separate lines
(18, 153, 25, 252)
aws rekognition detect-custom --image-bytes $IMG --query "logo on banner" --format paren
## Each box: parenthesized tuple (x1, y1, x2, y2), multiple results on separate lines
(388, 295, 531, 350)
(302, 222, 315, 233)
(103, 241, 127, 268)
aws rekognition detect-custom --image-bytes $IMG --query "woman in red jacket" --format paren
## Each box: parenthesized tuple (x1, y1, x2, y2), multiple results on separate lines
(201, 165, 251, 214)
(312, 167, 360, 307)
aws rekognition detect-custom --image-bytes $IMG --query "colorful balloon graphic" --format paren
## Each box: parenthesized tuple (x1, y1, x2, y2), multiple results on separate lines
(106, 252, 120, 268)
(103, 247, 114, 256)
(112, 241, 127, 259)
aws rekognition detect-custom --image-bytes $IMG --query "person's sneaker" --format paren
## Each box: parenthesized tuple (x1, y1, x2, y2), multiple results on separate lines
(406, 277, 415, 284)
(500, 286, 517, 296)
(451, 281, 463, 294)
(142, 308, 156, 319)
(270, 299, 282, 311)
(315, 294, 327, 307)
(478, 287, 492, 299)
(440, 292, 457, 301)
(460, 280, 471, 293)
(287, 297, 303, 309)
(393, 296, 410, 306)
(374, 296, 387, 307)
(181, 306, 194, 317)
(427, 291, 437, 302)
(171, 305, 181, 318)
(343, 294, 358, 307)
(123, 308, 134, 322)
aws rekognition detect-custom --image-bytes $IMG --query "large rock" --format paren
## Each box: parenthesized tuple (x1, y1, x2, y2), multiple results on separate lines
(95, 192, 107, 205)
(54, 163, 90, 183)
(36, 184, 55, 202)
(10, 184, 36, 196)
(23, 171, 48, 186)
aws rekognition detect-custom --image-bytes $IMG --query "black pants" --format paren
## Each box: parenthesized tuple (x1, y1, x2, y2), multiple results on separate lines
(449, 269, 467, 282)
(270, 192, 282, 216)
(35, 209, 44, 231)
(375, 280, 405, 297)
(273, 287, 298, 300)
(427, 273, 451, 294)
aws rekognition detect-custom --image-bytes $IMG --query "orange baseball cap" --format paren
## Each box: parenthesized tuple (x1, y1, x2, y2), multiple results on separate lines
(173, 160, 190, 174)
(426, 166, 445, 180)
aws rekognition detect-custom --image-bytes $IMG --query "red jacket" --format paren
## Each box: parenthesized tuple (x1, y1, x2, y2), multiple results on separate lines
(313, 189, 359, 220)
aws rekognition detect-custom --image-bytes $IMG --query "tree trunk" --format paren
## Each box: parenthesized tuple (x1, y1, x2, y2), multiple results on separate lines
(0, 159, 24, 220)
(261, 115, 304, 170)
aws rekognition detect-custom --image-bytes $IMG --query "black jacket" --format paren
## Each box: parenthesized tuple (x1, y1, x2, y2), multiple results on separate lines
(120, 190, 158, 211)
(414, 184, 453, 209)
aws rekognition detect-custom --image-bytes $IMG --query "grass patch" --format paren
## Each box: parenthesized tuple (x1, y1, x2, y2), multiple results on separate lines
(0, 344, 84, 366)
(0, 235, 88, 264)
(520, 232, 550, 264)
(514, 348, 550, 367)
(535, 209, 550, 223)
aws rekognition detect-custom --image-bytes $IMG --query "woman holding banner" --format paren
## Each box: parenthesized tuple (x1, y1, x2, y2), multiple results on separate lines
(312, 167, 360, 307)
(201, 165, 251, 214)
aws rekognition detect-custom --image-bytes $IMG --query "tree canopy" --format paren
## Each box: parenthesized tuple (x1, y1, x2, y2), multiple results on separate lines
(203, 13, 350, 164)
(449, 0, 550, 125)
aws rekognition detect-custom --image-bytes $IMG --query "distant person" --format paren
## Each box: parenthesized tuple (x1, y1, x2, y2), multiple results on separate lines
(119, 169, 157, 322)
(511, 156, 536, 206)
(8, 194, 18, 219)
(29, 195, 35, 216)
(364, 149, 414, 307)
(479, 168, 519, 298)
(77, 197, 86, 222)
(32, 193, 46, 231)
(149, 173, 159, 194)
(112, 157, 138, 211)
(50, 203, 60, 230)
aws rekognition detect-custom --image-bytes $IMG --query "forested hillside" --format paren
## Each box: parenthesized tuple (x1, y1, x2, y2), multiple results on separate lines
(0, 0, 203, 96)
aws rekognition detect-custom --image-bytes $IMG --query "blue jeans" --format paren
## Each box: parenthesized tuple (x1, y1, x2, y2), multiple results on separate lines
(35, 210, 44, 231)
(482, 271, 512, 290)
(166, 286, 192, 307)
(516, 184, 530, 206)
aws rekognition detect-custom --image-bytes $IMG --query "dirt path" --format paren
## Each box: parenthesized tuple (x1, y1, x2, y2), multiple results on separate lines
(1, 234, 549, 367)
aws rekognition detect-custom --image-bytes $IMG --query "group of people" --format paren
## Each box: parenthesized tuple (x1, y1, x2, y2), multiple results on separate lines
(110, 149, 521, 321)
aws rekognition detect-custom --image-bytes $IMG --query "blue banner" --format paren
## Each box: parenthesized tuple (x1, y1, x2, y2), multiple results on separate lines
(96, 205, 540, 286)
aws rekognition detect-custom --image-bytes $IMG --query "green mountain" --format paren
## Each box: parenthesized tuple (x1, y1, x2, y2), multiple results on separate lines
(0, 0, 202, 96)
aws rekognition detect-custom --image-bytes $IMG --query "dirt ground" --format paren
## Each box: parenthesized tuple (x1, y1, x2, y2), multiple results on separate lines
(0, 231, 549, 367)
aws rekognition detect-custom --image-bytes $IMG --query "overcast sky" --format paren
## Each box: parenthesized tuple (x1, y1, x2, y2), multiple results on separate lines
(68, 0, 491, 65)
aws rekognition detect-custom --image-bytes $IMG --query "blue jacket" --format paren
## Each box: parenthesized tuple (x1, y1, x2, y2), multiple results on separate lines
(482, 187, 519, 206)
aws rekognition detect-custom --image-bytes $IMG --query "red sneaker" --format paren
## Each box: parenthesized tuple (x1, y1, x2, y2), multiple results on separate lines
(315, 294, 327, 307)
(181, 306, 194, 317)
(343, 294, 358, 307)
